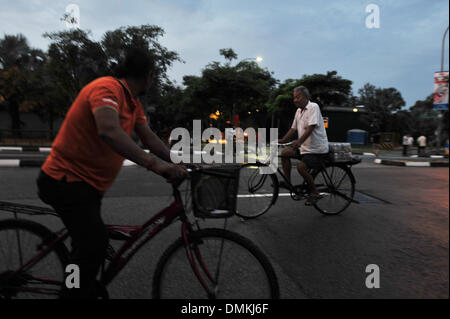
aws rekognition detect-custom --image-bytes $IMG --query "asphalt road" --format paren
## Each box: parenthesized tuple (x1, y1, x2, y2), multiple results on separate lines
(0, 163, 448, 299)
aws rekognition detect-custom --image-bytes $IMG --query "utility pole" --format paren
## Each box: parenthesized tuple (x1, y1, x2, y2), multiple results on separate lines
(435, 26, 449, 152)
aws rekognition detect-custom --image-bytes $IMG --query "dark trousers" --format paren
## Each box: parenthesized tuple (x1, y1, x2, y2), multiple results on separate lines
(402, 145, 409, 156)
(418, 146, 425, 157)
(36, 170, 109, 299)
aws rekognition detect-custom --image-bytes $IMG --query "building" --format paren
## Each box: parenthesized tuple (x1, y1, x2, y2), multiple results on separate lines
(321, 106, 369, 142)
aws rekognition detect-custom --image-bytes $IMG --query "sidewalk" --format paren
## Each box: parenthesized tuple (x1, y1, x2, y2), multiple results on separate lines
(1, 144, 448, 168)
(352, 147, 449, 167)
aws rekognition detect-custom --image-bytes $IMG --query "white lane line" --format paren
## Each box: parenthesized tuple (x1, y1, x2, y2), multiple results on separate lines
(405, 162, 430, 167)
(123, 160, 137, 166)
(0, 159, 20, 167)
(0, 147, 22, 151)
(237, 193, 292, 198)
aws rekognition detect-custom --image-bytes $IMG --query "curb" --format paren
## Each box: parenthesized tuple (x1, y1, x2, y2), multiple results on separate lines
(374, 159, 449, 167)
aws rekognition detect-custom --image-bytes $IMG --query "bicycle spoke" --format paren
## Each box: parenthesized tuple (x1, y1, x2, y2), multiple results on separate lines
(236, 164, 277, 219)
(154, 229, 277, 299)
(313, 166, 355, 215)
(0, 221, 66, 299)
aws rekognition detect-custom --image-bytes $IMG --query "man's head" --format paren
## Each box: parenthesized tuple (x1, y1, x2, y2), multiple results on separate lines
(293, 86, 310, 109)
(115, 48, 155, 96)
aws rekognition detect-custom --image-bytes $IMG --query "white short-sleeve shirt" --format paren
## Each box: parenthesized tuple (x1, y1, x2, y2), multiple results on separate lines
(417, 136, 426, 147)
(291, 101, 329, 154)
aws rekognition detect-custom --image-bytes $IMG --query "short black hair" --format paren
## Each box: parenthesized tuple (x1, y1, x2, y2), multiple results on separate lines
(114, 47, 154, 80)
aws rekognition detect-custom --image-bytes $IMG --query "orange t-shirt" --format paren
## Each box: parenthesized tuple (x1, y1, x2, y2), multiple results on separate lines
(42, 76, 147, 193)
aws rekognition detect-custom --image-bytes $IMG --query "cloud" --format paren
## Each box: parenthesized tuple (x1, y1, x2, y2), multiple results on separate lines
(0, 0, 448, 107)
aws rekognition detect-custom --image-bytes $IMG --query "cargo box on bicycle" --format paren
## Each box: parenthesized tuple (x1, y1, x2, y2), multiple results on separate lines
(328, 142, 353, 163)
(191, 165, 241, 218)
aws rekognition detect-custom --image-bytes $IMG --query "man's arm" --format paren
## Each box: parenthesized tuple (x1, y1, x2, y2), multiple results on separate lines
(93, 107, 169, 175)
(279, 128, 297, 144)
(134, 123, 171, 162)
(292, 125, 316, 148)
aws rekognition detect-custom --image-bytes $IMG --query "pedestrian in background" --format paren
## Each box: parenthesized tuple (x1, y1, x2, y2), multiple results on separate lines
(417, 135, 427, 157)
(371, 133, 381, 157)
(402, 134, 411, 156)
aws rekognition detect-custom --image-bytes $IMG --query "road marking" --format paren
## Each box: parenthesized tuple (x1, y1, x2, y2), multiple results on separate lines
(405, 162, 430, 167)
(123, 160, 137, 166)
(0, 147, 22, 151)
(237, 193, 292, 198)
(0, 159, 20, 167)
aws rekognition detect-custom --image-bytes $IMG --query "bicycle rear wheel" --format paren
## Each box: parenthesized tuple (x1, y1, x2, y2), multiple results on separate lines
(152, 228, 279, 299)
(0, 219, 68, 299)
(312, 165, 355, 215)
(236, 163, 278, 219)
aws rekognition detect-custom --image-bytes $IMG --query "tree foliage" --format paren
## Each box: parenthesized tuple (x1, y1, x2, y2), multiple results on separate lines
(179, 49, 277, 129)
(357, 83, 406, 133)
(266, 71, 353, 114)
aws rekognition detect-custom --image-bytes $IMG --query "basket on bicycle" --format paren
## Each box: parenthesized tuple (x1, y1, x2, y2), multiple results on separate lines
(191, 165, 241, 218)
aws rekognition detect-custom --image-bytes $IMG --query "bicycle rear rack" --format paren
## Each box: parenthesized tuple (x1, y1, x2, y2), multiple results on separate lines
(0, 201, 58, 217)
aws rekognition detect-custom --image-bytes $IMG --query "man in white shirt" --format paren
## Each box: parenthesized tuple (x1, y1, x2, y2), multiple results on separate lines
(417, 135, 427, 157)
(278, 86, 329, 205)
(402, 134, 413, 156)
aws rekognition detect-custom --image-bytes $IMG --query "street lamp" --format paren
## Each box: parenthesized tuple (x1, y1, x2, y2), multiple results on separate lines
(241, 56, 263, 64)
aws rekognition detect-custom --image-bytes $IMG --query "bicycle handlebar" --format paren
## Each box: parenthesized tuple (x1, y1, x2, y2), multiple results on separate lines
(270, 141, 293, 147)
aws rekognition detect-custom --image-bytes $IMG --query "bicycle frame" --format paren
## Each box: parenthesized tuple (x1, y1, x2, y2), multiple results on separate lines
(2, 186, 218, 297)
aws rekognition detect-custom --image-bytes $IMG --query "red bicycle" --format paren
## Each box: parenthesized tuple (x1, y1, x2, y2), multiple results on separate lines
(0, 166, 279, 299)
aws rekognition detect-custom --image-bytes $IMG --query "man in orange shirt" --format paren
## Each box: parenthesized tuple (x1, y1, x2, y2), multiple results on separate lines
(36, 48, 186, 298)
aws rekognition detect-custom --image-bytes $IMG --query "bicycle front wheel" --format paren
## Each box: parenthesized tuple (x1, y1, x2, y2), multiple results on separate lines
(236, 163, 278, 219)
(312, 164, 355, 215)
(152, 228, 279, 299)
(0, 219, 68, 299)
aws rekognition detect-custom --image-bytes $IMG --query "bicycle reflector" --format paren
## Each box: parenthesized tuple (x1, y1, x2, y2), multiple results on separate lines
(191, 165, 240, 218)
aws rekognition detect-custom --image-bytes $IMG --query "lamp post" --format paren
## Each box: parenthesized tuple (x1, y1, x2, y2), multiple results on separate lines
(441, 26, 449, 72)
(435, 26, 449, 152)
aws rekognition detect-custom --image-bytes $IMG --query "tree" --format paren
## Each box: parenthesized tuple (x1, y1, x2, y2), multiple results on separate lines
(44, 29, 108, 103)
(357, 83, 405, 133)
(265, 71, 353, 135)
(266, 71, 353, 114)
(180, 49, 277, 129)
(0, 34, 47, 134)
(219, 48, 238, 62)
(408, 94, 448, 142)
(101, 25, 182, 110)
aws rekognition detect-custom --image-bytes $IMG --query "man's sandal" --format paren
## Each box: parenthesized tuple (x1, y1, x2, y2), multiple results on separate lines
(305, 194, 324, 206)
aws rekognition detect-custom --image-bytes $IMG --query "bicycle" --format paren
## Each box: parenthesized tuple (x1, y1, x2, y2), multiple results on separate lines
(236, 142, 361, 219)
(0, 165, 280, 299)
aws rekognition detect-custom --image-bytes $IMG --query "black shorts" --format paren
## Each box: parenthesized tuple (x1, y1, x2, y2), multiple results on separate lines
(298, 151, 329, 169)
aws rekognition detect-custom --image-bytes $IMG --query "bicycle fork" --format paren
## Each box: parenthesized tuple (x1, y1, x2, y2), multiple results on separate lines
(181, 222, 222, 299)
